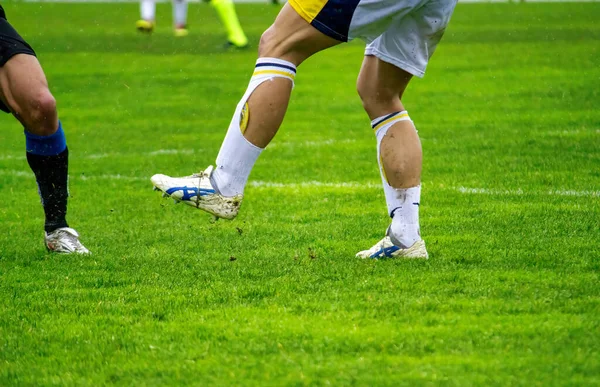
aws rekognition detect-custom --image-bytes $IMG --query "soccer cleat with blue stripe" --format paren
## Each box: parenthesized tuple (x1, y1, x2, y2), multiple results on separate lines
(151, 166, 242, 220)
(356, 232, 428, 260)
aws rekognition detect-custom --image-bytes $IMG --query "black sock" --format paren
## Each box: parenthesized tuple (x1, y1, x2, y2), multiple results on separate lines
(27, 148, 70, 233)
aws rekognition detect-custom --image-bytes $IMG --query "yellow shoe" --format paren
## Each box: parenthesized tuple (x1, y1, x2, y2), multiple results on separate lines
(136, 20, 155, 33)
(225, 36, 248, 49)
(174, 26, 189, 37)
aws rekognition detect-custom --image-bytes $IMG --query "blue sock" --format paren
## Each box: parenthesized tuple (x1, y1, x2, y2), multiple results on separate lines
(25, 121, 67, 156)
(25, 121, 70, 232)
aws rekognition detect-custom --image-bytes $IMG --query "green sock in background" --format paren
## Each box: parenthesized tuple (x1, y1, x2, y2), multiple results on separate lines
(211, 0, 248, 47)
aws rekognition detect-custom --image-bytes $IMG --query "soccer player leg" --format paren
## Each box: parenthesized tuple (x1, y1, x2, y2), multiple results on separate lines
(137, 0, 156, 32)
(211, 3, 340, 196)
(172, 0, 188, 36)
(151, 3, 340, 219)
(210, 0, 248, 48)
(355, 57, 427, 259)
(0, 53, 89, 254)
(355, 2, 455, 259)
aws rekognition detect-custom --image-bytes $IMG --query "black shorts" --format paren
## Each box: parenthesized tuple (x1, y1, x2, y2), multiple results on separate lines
(0, 6, 37, 113)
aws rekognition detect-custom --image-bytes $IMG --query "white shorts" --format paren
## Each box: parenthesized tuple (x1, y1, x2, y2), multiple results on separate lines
(289, 0, 457, 77)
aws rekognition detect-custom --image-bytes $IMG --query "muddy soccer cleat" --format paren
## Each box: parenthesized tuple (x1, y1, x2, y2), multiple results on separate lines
(45, 227, 90, 254)
(151, 166, 242, 220)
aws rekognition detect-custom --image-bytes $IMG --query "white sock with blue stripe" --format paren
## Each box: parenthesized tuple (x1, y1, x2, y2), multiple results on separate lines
(211, 58, 296, 197)
(373, 111, 422, 248)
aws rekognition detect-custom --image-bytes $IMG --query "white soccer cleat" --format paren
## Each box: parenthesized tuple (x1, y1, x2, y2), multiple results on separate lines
(356, 234, 428, 260)
(151, 166, 242, 220)
(45, 227, 91, 254)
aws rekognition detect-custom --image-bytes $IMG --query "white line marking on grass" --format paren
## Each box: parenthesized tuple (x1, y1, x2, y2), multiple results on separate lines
(78, 174, 147, 181)
(148, 149, 196, 156)
(1, 169, 597, 197)
(0, 170, 31, 178)
(248, 181, 380, 189)
(0, 169, 148, 182)
(457, 187, 524, 195)
(86, 153, 112, 159)
(0, 141, 359, 162)
(549, 190, 600, 197)
(545, 129, 600, 136)
(270, 139, 358, 148)
(457, 186, 600, 197)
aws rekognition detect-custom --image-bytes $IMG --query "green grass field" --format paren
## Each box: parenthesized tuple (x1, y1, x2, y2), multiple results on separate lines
(1, 2, 599, 385)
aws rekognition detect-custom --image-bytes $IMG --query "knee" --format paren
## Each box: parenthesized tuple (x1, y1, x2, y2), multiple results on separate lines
(26, 90, 58, 136)
(258, 26, 280, 58)
(357, 77, 399, 118)
(257, 25, 306, 63)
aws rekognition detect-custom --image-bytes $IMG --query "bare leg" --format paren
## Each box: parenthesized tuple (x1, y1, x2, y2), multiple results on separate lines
(0, 54, 58, 136)
(242, 3, 339, 148)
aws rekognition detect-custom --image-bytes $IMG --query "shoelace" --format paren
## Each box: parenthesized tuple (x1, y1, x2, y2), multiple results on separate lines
(189, 169, 209, 179)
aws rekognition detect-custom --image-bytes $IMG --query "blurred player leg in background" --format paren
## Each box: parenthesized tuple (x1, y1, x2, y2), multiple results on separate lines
(209, 0, 248, 48)
(0, 8, 89, 253)
(152, 0, 456, 259)
(137, 0, 245, 44)
(136, 0, 156, 33)
(173, 0, 189, 36)
(137, 0, 188, 36)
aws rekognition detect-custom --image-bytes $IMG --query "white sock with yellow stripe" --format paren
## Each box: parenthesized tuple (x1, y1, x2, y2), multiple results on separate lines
(211, 58, 297, 197)
(373, 111, 422, 248)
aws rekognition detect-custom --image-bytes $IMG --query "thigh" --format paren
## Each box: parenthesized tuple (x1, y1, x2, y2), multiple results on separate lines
(357, 55, 413, 119)
(0, 16, 39, 115)
(260, 3, 340, 65)
(364, 0, 457, 78)
(359, 55, 413, 98)
(0, 54, 50, 120)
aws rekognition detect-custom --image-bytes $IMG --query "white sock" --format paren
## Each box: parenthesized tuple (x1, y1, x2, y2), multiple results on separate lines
(373, 111, 422, 247)
(172, 0, 188, 27)
(388, 186, 421, 248)
(211, 58, 297, 197)
(140, 0, 156, 21)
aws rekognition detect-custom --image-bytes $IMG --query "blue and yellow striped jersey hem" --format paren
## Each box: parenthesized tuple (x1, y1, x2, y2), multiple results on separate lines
(289, 0, 361, 42)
